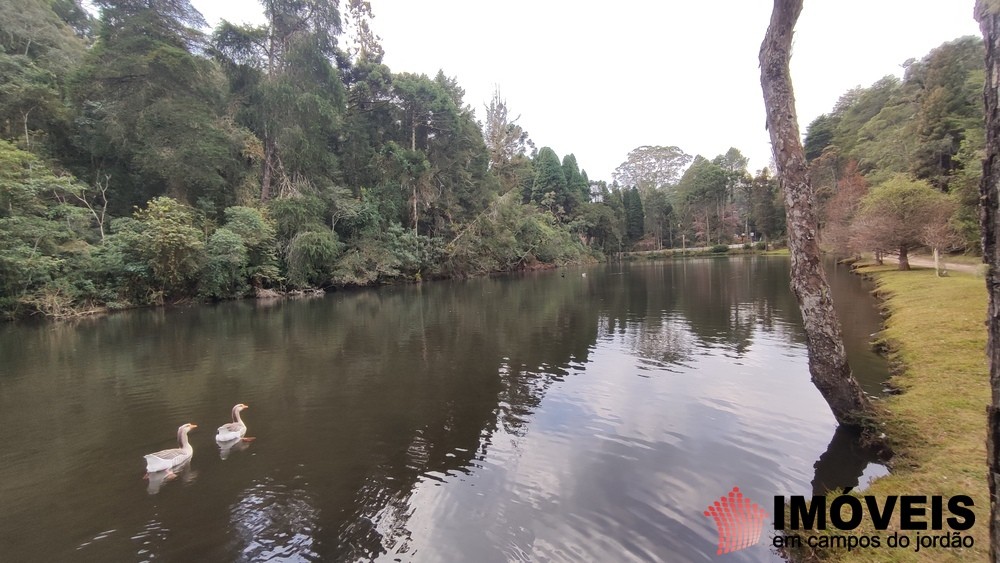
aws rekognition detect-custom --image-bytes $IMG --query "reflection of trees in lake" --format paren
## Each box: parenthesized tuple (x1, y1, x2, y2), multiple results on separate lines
(0, 257, 886, 561)
(591, 259, 804, 365)
(601, 313, 694, 368)
(224, 272, 605, 560)
(671, 258, 804, 351)
(0, 268, 609, 560)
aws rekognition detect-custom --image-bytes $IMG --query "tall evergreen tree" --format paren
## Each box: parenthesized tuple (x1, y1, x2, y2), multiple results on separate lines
(424, 71, 495, 234)
(213, 0, 345, 201)
(340, 57, 395, 193)
(748, 168, 783, 242)
(623, 186, 645, 243)
(909, 36, 984, 189)
(530, 147, 567, 215)
(561, 153, 587, 213)
(74, 0, 240, 211)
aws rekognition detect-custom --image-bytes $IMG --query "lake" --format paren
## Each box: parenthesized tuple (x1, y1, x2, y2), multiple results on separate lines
(0, 256, 889, 562)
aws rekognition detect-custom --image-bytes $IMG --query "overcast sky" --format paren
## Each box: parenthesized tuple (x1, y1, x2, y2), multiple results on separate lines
(191, 0, 980, 182)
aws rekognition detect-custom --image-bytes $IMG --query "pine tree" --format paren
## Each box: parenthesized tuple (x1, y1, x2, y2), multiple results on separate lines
(531, 147, 567, 216)
(623, 187, 645, 243)
(561, 153, 588, 212)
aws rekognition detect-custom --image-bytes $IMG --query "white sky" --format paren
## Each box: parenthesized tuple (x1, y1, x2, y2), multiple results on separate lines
(191, 0, 981, 182)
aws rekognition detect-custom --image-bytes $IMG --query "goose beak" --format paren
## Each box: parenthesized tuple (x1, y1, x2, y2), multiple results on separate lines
(189, 423, 198, 429)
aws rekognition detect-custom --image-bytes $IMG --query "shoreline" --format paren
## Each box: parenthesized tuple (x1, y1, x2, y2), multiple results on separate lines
(2, 255, 600, 324)
(7, 248, 794, 324)
(786, 262, 990, 562)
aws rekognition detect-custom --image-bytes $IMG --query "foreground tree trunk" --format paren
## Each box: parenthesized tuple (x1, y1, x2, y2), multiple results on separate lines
(898, 246, 910, 271)
(760, 0, 874, 426)
(974, 2, 1000, 558)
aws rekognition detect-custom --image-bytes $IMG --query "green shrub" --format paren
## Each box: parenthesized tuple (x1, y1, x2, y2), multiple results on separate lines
(287, 230, 341, 287)
(710, 244, 729, 253)
(267, 195, 326, 245)
(93, 199, 204, 304)
(200, 228, 248, 299)
(516, 211, 584, 265)
(222, 206, 279, 288)
(91, 217, 149, 305)
(754, 241, 767, 251)
(132, 197, 205, 297)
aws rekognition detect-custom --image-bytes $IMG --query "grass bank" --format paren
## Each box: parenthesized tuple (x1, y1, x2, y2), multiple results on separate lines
(623, 246, 788, 260)
(792, 264, 989, 562)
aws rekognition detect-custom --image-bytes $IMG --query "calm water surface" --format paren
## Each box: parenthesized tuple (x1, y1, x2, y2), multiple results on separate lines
(0, 257, 888, 562)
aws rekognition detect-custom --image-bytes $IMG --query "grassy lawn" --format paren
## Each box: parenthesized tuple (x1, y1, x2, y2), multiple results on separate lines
(796, 264, 990, 562)
(928, 253, 983, 267)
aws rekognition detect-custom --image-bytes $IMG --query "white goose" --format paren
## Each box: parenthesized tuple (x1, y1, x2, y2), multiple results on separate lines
(216, 403, 250, 442)
(144, 423, 197, 474)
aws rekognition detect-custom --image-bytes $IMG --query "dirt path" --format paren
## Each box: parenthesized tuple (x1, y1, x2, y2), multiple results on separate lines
(881, 253, 980, 274)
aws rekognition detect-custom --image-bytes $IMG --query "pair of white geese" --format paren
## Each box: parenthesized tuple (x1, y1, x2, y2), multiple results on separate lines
(143, 403, 253, 475)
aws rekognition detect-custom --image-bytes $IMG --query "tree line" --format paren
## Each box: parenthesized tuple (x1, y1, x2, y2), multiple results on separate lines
(610, 145, 786, 251)
(804, 35, 985, 270)
(0, 0, 640, 319)
(608, 36, 986, 264)
(1, 1, 979, 320)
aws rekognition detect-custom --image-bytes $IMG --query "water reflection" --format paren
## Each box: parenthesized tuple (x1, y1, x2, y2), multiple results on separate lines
(130, 518, 169, 561)
(0, 257, 890, 562)
(218, 438, 251, 460)
(229, 478, 319, 561)
(811, 425, 889, 496)
(145, 461, 197, 495)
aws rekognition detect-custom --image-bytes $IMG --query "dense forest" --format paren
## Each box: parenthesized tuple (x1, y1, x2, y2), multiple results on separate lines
(804, 36, 986, 264)
(0, 0, 983, 319)
(0, 0, 616, 319)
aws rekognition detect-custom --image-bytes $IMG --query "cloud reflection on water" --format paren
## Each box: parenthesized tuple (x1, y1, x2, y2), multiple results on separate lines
(228, 478, 319, 562)
(0, 258, 890, 562)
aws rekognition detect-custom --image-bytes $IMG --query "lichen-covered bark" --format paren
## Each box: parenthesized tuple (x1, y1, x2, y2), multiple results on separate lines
(760, 0, 874, 426)
(975, 2, 1000, 558)
(898, 245, 910, 271)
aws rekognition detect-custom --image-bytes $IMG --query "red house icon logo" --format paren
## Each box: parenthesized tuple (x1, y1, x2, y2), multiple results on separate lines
(704, 487, 770, 554)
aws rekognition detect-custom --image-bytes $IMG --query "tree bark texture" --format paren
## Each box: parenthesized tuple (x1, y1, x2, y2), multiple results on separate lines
(760, 0, 874, 426)
(898, 245, 910, 271)
(261, 136, 275, 202)
(975, 2, 1000, 559)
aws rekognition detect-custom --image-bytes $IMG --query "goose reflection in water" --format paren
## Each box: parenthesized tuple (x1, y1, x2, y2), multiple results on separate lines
(217, 437, 252, 460)
(145, 461, 198, 495)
